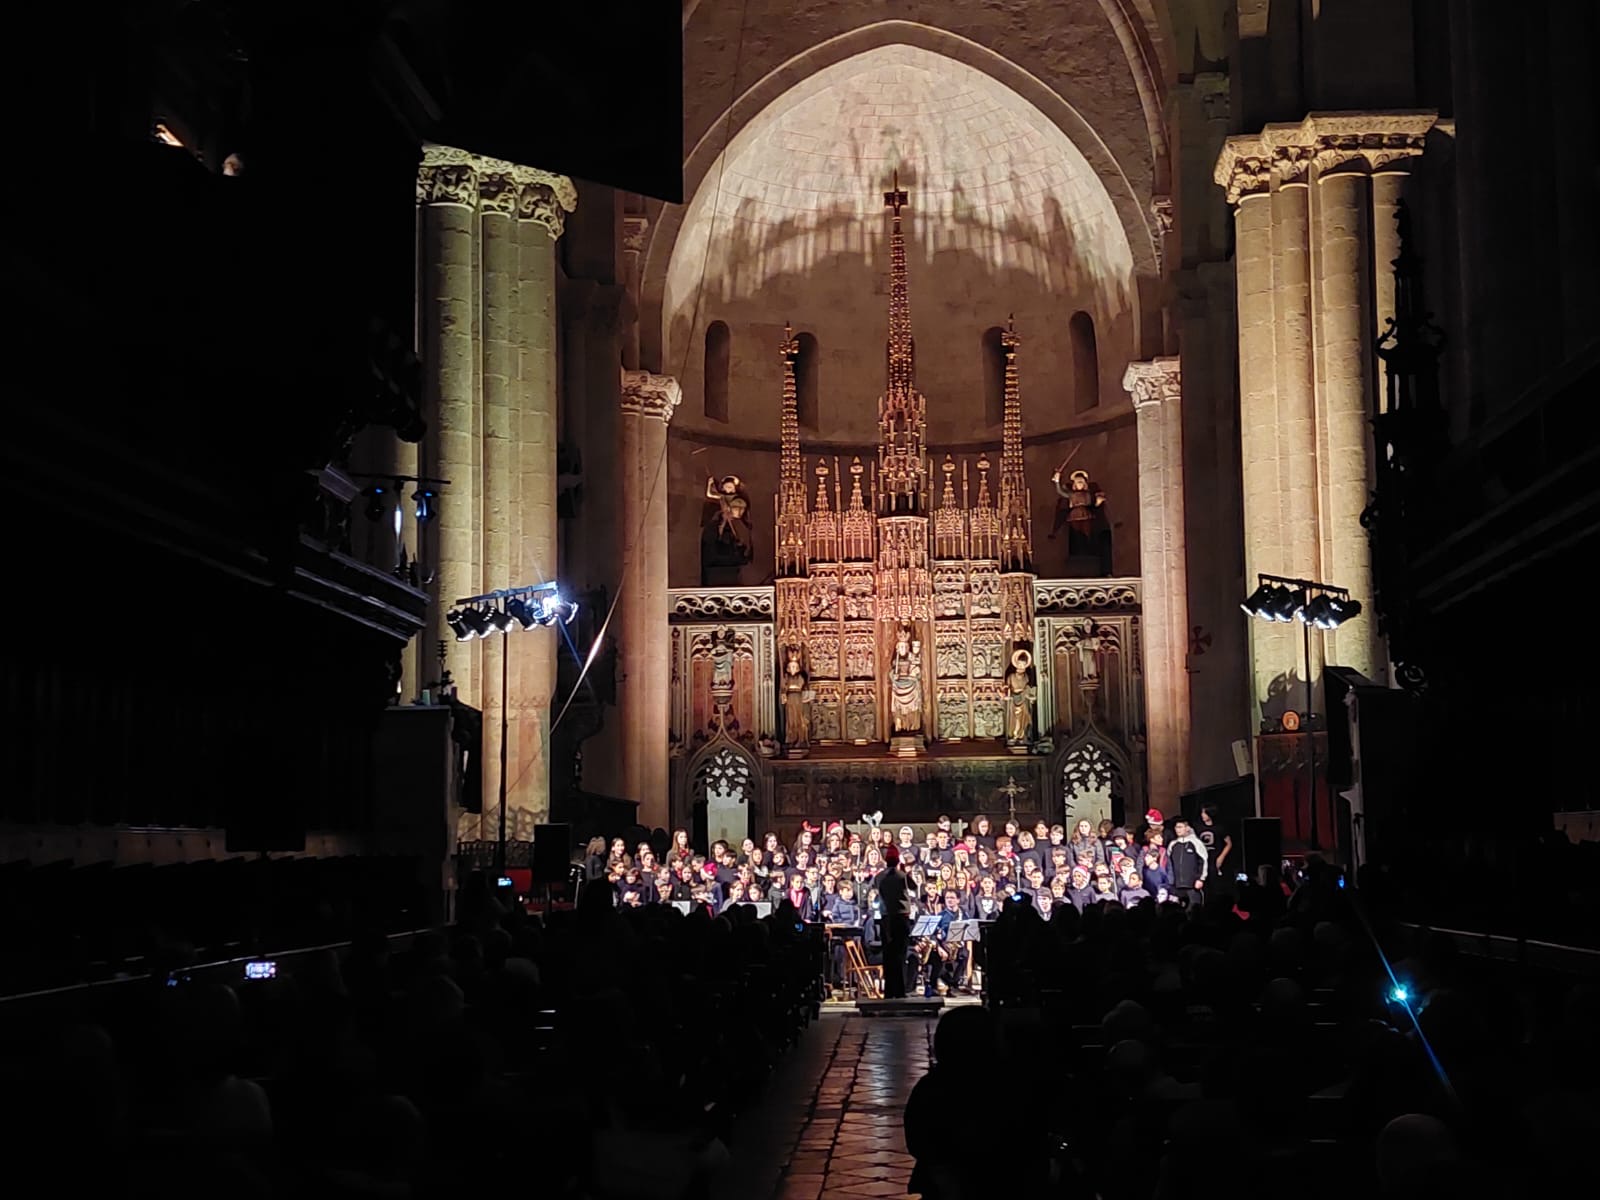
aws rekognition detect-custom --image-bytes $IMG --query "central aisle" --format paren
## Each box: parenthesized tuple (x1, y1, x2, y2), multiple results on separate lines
(712, 1015, 936, 1200)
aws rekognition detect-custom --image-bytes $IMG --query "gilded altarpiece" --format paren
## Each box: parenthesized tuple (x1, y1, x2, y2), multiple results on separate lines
(664, 182, 1148, 833)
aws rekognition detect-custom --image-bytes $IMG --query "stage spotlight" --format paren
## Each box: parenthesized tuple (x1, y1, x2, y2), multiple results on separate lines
(505, 595, 539, 630)
(1326, 597, 1362, 626)
(1264, 585, 1304, 622)
(1241, 583, 1276, 618)
(540, 593, 578, 626)
(447, 608, 481, 641)
(487, 604, 516, 634)
(460, 606, 492, 638)
(362, 485, 387, 522)
(1389, 984, 1410, 1006)
(413, 488, 437, 525)
(1299, 594, 1335, 627)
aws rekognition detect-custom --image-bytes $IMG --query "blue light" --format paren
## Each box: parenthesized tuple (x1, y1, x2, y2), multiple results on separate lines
(1390, 984, 1410, 1005)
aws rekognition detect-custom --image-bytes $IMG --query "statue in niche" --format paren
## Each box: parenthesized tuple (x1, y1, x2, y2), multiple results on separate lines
(710, 626, 735, 689)
(1049, 464, 1112, 575)
(701, 473, 754, 585)
(780, 647, 812, 755)
(1005, 648, 1037, 747)
(890, 623, 925, 735)
(1075, 620, 1104, 684)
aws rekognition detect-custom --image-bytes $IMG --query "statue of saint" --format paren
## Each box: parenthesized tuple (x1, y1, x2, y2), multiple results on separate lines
(1049, 464, 1112, 574)
(890, 623, 924, 735)
(1005, 648, 1036, 744)
(701, 473, 754, 584)
(1075, 620, 1102, 683)
(780, 648, 812, 752)
(710, 626, 735, 687)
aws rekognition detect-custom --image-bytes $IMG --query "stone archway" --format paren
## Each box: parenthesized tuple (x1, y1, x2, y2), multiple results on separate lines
(643, 19, 1166, 376)
(685, 734, 764, 849)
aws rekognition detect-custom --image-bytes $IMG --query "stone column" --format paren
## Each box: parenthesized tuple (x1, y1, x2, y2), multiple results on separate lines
(1216, 115, 1433, 726)
(477, 165, 519, 837)
(417, 146, 483, 834)
(1125, 357, 1191, 806)
(508, 166, 576, 836)
(1215, 137, 1293, 735)
(619, 370, 681, 830)
(1312, 147, 1380, 681)
(1265, 135, 1322, 597)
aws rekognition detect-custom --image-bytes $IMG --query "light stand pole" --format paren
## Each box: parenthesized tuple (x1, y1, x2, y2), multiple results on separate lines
(447, 582, 577, 883)
(1301, 607, 1318, 852)
(496, 631, 510, 879)
(1242, 573, 1363, 857)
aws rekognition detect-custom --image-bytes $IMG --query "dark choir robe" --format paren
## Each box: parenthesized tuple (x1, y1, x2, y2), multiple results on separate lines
(786, 889, 815, 921)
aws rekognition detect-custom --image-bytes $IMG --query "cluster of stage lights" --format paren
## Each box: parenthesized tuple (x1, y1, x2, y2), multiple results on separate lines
(1241, 578, 1363, 628)
(447, 585, 577, 641)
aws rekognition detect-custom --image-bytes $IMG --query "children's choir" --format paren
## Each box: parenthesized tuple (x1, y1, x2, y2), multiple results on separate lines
(584, 807, 1236, 997)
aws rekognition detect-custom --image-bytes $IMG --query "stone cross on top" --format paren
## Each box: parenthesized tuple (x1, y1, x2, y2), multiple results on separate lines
(884, 171, 908, 215)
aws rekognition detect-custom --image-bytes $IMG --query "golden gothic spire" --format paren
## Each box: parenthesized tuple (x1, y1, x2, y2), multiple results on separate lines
(877, 171, 928, 516)
(776, 322, 807, 577)
(998, 315, 1033, 571)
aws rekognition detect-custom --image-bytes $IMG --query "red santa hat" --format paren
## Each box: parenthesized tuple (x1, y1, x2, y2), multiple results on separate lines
(826, 821, 844, 836)
(701, 864, 717, 880)
(1146, 809, 1165, 824)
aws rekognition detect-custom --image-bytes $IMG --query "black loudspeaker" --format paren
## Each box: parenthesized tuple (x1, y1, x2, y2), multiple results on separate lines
(1180, 776, 1255, 827)
(531, 824, 572, 886)
(1241, 817, 1282, 879)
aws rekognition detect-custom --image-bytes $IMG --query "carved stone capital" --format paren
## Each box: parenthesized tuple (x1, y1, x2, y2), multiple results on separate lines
(620, 369, 682, 424)
(1278, 112, 1437, 179)
(1123, 357, 1182, 411)
(1149, 195, 1175, 236)
(417, 144, 478, 208)
(477, 169, 520, 216)
(622, 215, 650, 255)
(1219, 113, 1437, 203)
(415, 143, 577, 235)
(514, 166, 578, 239)
(1214, 135, 1272, 206)
(1270, 144, 1314, 186)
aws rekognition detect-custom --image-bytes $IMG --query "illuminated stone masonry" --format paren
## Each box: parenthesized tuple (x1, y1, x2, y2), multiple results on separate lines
(415, 143, 575, 842)
(1215, 112, 1436, 728)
